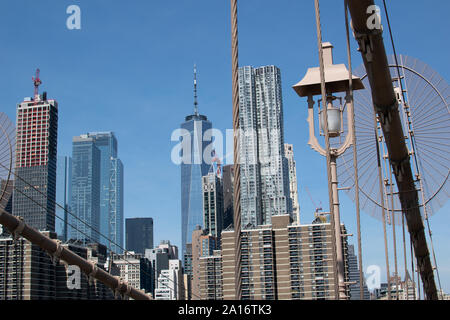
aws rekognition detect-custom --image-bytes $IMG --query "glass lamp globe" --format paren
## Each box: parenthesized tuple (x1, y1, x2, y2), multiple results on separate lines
(319, 107, 342, 137)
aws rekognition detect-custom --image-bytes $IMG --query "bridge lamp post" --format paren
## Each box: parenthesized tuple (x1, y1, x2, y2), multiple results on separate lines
(292, 42, 364, 299)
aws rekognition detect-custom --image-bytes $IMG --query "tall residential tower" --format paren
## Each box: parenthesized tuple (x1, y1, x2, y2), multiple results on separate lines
(13, 73, 58, 232)
(238, 65, 292, 227)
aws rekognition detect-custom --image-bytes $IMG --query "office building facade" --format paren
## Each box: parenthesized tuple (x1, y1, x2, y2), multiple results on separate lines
(88, 132, 124, 253)
(238, 65, 291, 227)
(112, 251, 152, 295)
(70, 132, 124, 252)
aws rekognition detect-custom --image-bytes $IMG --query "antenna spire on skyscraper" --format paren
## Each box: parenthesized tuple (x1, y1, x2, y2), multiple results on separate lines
(194, 64, 199, 116)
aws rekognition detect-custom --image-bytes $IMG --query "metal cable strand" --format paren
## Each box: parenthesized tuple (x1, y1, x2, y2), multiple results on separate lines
(388, 162, 399, 299)
(314, 0, 343, 300)
(230, 0, 242, 300)
(410, 234, 417, 300)
(344, 0, 364, 299)
(401, 212, 409, 299)
(374, 115, 391, 300)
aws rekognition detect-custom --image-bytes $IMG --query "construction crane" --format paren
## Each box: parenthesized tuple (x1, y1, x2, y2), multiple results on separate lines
(305, 186, 327, 222)
(210, 149, 222, 177)
(32, 68, 41, 103)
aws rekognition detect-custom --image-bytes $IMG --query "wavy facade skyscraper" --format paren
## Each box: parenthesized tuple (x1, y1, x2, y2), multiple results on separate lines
(238, 65, 292, 226)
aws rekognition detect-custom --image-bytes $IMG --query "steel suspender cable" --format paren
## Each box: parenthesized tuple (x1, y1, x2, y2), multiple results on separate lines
(402, 211, 409, 299)
(344, 0, 364, 299)
(374, 116, 391, 300)
(313, 0, 341, 300)
(388, 163, 399, 299)
(230, 0, 242, 300)
(410, 236, 417, 300)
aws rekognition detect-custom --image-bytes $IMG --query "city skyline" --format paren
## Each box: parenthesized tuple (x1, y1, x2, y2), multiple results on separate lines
(0, 0, 448, 294)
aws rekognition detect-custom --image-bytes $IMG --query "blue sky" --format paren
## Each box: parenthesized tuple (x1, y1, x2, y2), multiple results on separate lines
(0, 0, 449, 293)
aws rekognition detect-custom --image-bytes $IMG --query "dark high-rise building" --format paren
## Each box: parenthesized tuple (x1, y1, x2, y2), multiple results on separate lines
(180, 66, 212, 262)
(202, 172, 224, 239)
(348, 244, 370, 300)
(222, 165, 234, 230)
(13, 88, 58, 232)
(126, 217, 154, 254)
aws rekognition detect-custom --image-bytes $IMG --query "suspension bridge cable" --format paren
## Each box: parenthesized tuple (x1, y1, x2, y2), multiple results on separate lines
(314, 0, 343, 300)
(388, 163, 399, 299)
(401, 211, 409, 299)
(373, 115, 391, 300)
(344, 0, 365, 299)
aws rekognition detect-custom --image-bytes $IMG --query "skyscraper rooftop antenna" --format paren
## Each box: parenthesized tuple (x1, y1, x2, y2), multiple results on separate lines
(193, 64, 199, 116)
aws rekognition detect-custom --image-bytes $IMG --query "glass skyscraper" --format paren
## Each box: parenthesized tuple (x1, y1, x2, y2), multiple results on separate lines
(238, 65, 292, 226)
(70, 132, 123, 252)
(180, 111, 212, 261)
(56, 155, 72, 241)
(88, 132, 123, 253)
(70, 135, 100, 243)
